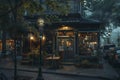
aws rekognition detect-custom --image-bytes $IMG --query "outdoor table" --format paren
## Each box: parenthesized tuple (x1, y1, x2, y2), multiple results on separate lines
(45, 56, 61, 69)
(46, 56, 60, 60)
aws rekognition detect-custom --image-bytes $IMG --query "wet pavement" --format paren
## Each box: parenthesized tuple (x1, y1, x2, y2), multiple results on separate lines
(0, 57, 119, 80)
(0, 69, 108, 80)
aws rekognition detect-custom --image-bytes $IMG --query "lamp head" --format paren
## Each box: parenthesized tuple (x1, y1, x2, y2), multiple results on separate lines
(37, 18, 44, 27)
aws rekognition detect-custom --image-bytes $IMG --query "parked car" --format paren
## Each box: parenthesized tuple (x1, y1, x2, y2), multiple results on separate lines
(107, 48, 120, 66)
(102, 44, 116, 59)
(114, 48, 120, 64)
(107, 48, 116, 64)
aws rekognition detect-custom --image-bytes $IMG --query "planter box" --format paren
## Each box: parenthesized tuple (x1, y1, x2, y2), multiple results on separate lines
(75, 56, 102, 68)
(75, 62, 103, 68)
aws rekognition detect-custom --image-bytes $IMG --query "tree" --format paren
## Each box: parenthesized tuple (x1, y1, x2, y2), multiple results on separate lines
(0, 0, 71, 54)
(0, 1, 10, 54)
(81, 0, 120, 40)
(83, 0, 120, 26)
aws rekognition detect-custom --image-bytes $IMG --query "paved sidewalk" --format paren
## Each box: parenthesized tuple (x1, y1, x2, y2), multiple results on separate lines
(0, 57, 119, 80)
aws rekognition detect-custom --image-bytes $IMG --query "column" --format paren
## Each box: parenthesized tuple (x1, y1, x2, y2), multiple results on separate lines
(74, 31, 78, 55)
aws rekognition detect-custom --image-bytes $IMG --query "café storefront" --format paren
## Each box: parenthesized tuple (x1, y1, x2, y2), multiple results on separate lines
(25, 14, 102, 65)
(44, 18, 102, 62)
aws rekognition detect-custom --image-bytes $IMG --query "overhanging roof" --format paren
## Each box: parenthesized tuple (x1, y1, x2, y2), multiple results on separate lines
(24, 13, 102, 31)
(45, 18, 101, 31)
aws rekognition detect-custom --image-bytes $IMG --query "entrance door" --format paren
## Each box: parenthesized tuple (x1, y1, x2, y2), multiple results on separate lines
(57, 37, 74, 60)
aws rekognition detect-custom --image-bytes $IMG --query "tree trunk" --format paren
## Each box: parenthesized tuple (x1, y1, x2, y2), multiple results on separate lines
(2, 30, 6, 56)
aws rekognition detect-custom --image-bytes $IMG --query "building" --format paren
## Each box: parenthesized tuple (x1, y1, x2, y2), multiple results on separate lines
(24, 0, 102, 63)
(43, 13, 101, 61)
(0, 0, 103, 65)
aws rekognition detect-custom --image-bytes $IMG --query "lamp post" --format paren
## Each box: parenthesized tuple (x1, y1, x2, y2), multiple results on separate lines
(36, 18, 44, 80)
(117, 31, 120, 47)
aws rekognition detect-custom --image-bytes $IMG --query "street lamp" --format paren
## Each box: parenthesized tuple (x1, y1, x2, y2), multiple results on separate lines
(30, 35, 34, 50)
(36, 18, 44, 80)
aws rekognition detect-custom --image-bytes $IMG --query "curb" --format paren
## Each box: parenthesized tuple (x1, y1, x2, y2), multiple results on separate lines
(0, 67, 118, 80)
(43, 71, 112, 80)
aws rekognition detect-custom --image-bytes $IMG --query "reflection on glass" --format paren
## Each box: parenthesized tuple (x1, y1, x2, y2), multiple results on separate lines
(78, 32, 98, 56)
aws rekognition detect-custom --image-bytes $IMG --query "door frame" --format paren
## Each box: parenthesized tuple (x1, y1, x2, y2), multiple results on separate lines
(56, 31, 76, 60)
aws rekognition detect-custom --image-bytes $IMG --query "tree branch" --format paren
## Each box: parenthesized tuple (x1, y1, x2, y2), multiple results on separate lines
(0, 0, 29, 18)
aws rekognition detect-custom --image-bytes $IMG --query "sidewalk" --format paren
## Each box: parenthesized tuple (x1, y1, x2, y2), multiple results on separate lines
(0, 57, 119, 80)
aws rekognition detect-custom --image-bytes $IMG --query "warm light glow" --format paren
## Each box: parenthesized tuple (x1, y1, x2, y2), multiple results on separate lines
(78, 34, 81, 37)
(59, 26, 73, 30)
(85, 36, 88, 40)
(66, 41, 72, 47)
(42, 35, 46, 41)
(66, 41, 69, 46)
(90, 42, 97, 45)
(94, 42, 97, 44)
(63, 26, 68, 30)
(30, 36, 34, 40)
(38, 18, 44, 26)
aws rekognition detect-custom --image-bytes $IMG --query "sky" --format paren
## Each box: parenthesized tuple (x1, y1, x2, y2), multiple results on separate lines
(110, 27, 120, 46)
(100, 27, 120, 47)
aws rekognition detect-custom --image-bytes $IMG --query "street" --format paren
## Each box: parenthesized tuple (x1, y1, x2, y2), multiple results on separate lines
(106, 61, 120, 80)
(112, 65, 120, 80)
(0, 69, 106, 80)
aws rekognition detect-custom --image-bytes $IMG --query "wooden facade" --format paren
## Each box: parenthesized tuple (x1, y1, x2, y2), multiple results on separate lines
(42, 14, 102, 61)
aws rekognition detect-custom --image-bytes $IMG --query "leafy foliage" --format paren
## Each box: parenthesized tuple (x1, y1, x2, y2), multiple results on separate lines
(0, 1, 10, 29)
(0, 0, 70, 27)
(45, 0, 70, 14)
(82, 0, 120, 37)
